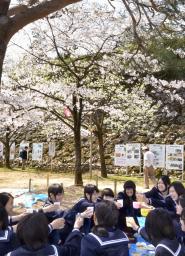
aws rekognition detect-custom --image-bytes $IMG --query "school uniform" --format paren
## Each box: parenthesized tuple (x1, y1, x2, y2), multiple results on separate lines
(155, 238, 184, 256)
(7, 229, 82, 256)
(6, 244, 61, 256)
(117, 192, 141, 235)
(80, 228, 129, 256)
(0, 227, 18, 256)
(43, 199, 72, 245)
(43, 199, 66, 222)
(144, 187, 168, 208)
(173, 218, 185, 244)
(65, 198, 94, 235)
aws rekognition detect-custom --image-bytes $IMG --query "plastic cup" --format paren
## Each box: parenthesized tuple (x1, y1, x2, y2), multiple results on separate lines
(133, 201, 141, 209)
(87, 206, 94, 213)
(54, 202, 61, 206)
(26, 208, 34, 213)
(117, 199, 123, 207)
(141, 208, 151, 217)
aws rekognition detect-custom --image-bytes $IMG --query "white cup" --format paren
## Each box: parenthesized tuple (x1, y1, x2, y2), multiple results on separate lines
(54, 202, 61, 206)
(26, 208, 34, 213)
(87, 206, 94, 213)
(117, 199, 123, 207)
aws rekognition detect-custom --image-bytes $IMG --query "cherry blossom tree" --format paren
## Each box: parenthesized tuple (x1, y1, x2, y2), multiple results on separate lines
(0, 88, 43, 168)
(0, 0, 81, 85)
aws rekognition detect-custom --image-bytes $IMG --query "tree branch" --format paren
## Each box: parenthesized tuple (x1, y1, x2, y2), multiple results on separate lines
(7, 0, 81, 41)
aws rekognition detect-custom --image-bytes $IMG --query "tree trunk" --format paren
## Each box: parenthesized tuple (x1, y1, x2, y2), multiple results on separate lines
(0, 0, 11, 85)
(0, 0, 81, 85)
(4, 135, 10, 169)
(96, 128, 107, 178)
(0, 39, 7, 85)
(73, 95, 83, 185)
(93, 110, 107, 178)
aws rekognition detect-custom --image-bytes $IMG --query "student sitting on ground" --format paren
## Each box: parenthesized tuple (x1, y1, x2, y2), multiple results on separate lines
(140, 175, 171, 208)
(180, 208, 185, 251)
(117, 180, 141, 235)
(145, 208, 184, 256)
(66, 184, 99, 235)
(80, 200, 129, 256)
(43, 183, 65, 222)
(7, 212, 83, 256)
(0, 192, 27, 225)
(0, 205, 18, 256)
(97, 188, 115, 202)
(173, 194, 185, 244)
(166, 181, 185, 219)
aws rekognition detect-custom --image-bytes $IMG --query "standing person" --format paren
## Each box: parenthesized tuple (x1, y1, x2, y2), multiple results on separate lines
(142, 146, 156, 189)
(19, 146, 28, 170)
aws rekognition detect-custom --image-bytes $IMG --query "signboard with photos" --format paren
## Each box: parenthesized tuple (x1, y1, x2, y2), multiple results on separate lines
(114, 144, 127, 166)
(166, 145, 184, 170)
(32, 143, 43, 161)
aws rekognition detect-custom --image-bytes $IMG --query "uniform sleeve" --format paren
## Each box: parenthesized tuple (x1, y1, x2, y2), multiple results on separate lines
(144, 187, 157, 198)
(59, 229, 82, 256)
(80, 235, 98, 256)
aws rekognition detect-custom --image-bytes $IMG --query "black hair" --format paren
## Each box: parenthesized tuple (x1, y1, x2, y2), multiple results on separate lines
(0, 192, 14, 207)
(101, 188, 114, 199)
(169, 181, 185, 197)
(84, 184, 99, 202)
(123, 180, 136, 191)
(92, 200, 118, 237)
(48, 183, 64, 199)
(0, 204, 8, 230)
(177, 194, 185, 208)
(123, 180, 136, 202)
(17, 212, 49, 250)
(157, 175, 171, 192)
(145, 208, 175, 246)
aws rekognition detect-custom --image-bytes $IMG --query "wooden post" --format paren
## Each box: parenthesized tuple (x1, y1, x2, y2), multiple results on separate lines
(51, 157, 53, 172)
(47, 173, 50, 188)
(114, 180, 117, 195)
(126, 166, 128, 175)
(28, 178, 32, 192)
(95, 175, 98, 187)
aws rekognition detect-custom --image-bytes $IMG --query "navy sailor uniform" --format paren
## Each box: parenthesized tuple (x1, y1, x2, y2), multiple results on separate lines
(7, 229, 82, 256)
(80, 228, 129, 256)
(155, 239, 184, 256)
(0, 226, 18, 256)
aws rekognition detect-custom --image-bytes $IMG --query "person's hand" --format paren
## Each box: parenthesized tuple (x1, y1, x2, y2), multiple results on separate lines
(80, 208, 93, 218)
(12, 211, 29, 222)
(50, 218, 65, 230)
(43, 204, 60, 213)
(126, 217, 139, 231)
(115, 201, 122, 209)
(74, 215, 84, 229)
(136, 193, 144, 202)
(141, 194, 150, 205)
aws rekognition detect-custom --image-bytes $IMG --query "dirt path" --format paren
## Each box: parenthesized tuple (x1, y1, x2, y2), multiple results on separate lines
(0, 169, 145, 193)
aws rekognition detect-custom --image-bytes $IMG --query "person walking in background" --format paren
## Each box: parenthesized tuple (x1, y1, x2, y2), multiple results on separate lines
(19, 146, 28, 170)
(142, 146, 156, 189)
